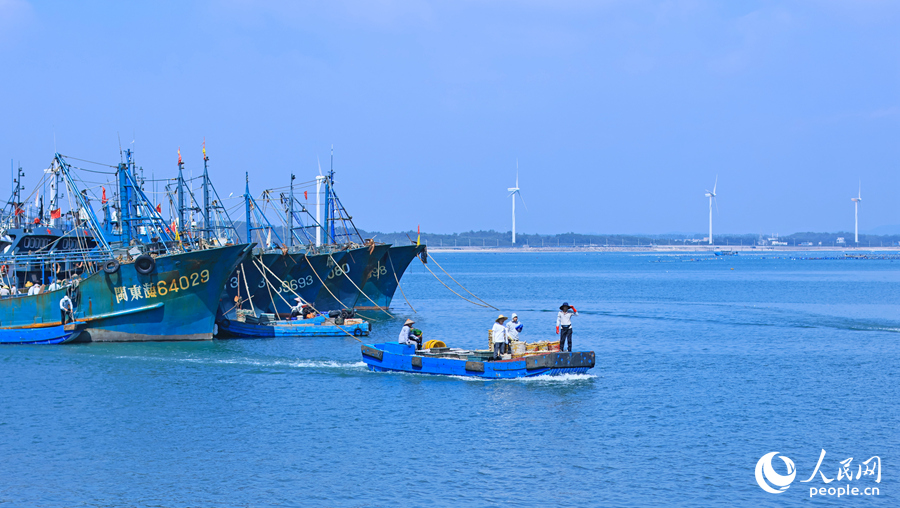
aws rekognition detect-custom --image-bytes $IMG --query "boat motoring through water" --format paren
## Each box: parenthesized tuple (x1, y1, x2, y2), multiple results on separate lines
(361, 341, 595, 378)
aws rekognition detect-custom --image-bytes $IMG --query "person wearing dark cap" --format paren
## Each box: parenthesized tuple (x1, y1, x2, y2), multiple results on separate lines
(556, 302, 578, 352)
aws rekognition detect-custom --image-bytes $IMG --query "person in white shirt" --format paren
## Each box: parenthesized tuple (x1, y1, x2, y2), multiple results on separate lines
(506, 313, 523, 342)
(60, 293, 74, 324)
(25, 282, 35, 295)
(398, 318, 420, 349)
(0, 285, 9, 296)
(556, 302, 578, 352)
(491, 315, 509, 358)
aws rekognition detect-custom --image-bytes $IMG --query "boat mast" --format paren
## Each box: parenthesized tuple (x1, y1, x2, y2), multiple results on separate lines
(117, 158, 131, 244)
(288, 173, 295, 248)
(328, 146, 335, 243)
(177, 149, 185, 242)
(244, 172, 251, 244)
(202, 143, 210, 241)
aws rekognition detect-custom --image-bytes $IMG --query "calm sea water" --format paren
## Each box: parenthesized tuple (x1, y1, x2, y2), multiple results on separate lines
(1, 252, 897, 507)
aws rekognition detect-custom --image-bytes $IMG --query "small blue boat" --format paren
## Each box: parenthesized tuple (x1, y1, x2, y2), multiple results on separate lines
(217, 314, 370, 338)
(0, 322, 86, 345)
(361, 342, 595, 378)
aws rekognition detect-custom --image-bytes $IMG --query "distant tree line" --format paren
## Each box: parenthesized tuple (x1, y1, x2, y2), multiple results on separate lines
(232, 223, 900, 248)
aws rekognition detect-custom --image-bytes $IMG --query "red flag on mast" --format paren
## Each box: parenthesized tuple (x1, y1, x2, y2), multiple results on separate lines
(101, 186, 107, 205)
(50, 208, 61, 219)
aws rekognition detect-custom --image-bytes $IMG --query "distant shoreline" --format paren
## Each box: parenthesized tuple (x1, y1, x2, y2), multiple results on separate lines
(424, 245, 900, 254)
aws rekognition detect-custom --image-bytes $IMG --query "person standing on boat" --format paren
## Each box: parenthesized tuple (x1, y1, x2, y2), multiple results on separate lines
(492, 315, 509, 358)
(506, 313, 523, 342)
(398, 318, 421, 349)
(59, 293, 74, 325)
(556, 302, 578, 352)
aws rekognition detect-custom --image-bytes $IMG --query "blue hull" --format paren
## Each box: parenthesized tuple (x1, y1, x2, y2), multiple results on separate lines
(0, 322, 86, 345)
(0, 244, 251, 342)
(313, 247, 377, 311)
(218, 316, 369, 338)
(355, 245, 423, 310)
(219, 252, 287, 319)
(361, 342, 595, 379)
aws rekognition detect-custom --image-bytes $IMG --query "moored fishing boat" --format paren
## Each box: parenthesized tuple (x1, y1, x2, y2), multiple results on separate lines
(0, 244, 251, 342)
(361, 342, 595, 378)
(0, 321, 86, 345)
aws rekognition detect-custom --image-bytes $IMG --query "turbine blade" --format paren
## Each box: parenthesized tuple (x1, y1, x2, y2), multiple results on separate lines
(713, 175, 718, 194)
(317, 156, 323, 176)
(518, 191, 528, 211)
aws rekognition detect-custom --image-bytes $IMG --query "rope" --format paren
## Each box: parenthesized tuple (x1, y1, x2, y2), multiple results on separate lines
(252, 257, 362, 342)
(257, 257, 280, 320)
(387, 251, 416, 313)
(427, 252, 497, 310)
(305, 256, 349, 309)
(419, 259, 493, 308)
(256, 255, 320, 311)
(240, 263, 257, 317)
(328, 253, 394, 318)
(252, 257, 311, 314)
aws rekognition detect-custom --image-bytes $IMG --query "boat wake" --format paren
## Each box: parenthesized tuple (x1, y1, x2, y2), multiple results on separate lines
(438, 372, 597, 383)
(108, 354, 368, 371)
(516, 373, 597, 383)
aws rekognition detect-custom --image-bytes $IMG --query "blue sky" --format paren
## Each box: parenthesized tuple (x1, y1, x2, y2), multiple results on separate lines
(1, 0, 898, 235)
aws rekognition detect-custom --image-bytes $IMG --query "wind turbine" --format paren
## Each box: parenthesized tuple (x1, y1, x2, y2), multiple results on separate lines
(507, 160, 528, 244)
(851, 182, 861, 244)
(704, 176, 718, 245)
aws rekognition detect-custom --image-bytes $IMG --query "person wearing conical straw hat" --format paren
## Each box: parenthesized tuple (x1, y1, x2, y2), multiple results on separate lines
(491, 314, 509, 359)
(398, 318, 421, 349)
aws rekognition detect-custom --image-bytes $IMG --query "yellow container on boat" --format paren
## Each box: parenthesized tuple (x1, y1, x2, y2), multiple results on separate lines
(423, 340, 446, 349)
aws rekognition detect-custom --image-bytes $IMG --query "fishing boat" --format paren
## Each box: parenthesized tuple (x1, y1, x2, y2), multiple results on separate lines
(217, 312, 369, 338)
(0, 243, 250, 342)
(0, 321, 86, 345)
(360, 342, 595, 378)
(0, 152, 252, 342)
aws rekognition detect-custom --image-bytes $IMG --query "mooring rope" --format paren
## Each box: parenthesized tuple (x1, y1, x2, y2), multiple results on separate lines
(305, 255, 350, 310)
(251, 258, 291, 321)
(240, 263, 257, 317)
(328, 253, 394, 318)
(419, 258, 493, 309)
(426, 252, 498, 310)
(252, 257, 363, 342)
(387, 252, 416, 313)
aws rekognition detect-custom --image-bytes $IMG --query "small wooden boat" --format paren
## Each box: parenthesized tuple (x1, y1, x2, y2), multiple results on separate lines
(217, 314, 370, 338)
(0, 322, 86, 345)
(361, 342, 595, 378)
